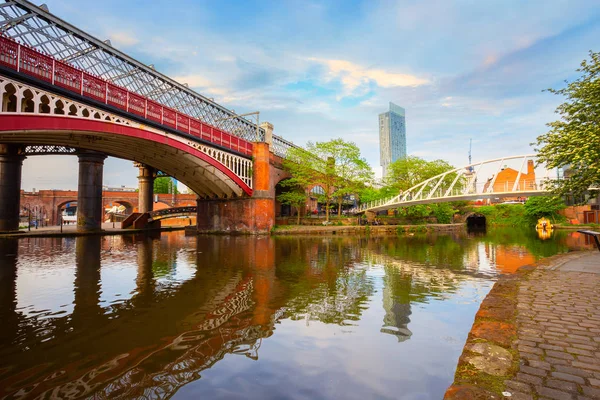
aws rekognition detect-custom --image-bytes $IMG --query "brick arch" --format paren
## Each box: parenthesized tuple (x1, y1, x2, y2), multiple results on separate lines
(56, 199, 77, 225)
(103, 200, 134, 215)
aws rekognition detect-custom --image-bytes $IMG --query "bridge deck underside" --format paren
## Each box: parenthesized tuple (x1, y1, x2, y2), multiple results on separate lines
(365, 191, 549, 213)
(0, 124, 243, 199)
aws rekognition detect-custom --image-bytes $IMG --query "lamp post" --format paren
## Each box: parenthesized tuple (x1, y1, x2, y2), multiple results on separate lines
(33, 205, 39, 229)
(23, 203, 30, 231)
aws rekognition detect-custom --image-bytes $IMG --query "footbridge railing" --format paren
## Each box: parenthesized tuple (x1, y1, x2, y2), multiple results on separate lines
(358, 154, 554, 213)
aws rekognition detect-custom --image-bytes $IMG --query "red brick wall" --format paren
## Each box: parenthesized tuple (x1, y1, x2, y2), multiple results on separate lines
(20, 190, 197, 225)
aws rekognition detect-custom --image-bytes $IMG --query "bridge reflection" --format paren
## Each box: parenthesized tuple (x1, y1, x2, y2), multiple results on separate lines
(0, 235, 371, 398)
(0, 232, 552, 399)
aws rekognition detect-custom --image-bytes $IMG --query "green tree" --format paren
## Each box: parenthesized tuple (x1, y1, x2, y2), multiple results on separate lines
(397, 204, 430, 222)
(308, 139, 373, 221)
(278, 147, 315, 223)
(280, 139, 373, 222)
(312, 139, 373, 216)
(535, 51, 600, 199)
(523, 196, 566, 223)
(385, 156, 459, 194)
(154, 177, 178, 194)
(430, 203, 456, 224)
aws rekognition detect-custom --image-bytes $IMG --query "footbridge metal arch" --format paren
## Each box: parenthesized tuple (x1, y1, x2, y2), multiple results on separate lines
(359, 154, 554, 213)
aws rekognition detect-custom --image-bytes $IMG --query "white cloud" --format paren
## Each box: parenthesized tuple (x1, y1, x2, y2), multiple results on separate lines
(309, 58, 429, 99)
(109, 32, 139, 47)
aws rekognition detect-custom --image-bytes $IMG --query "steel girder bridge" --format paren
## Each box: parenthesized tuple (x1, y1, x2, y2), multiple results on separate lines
(0, 0, 296, 158)
(358, 154, 555, 214)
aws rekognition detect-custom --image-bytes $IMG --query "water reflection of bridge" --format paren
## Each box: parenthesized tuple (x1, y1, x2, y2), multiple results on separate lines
(0, 236, 278, 399)
(0, 235, 376, 398)
(0, 233, 534, 398)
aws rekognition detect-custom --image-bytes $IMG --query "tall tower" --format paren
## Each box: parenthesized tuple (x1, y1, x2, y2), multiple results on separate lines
(379, 102, 406, 178)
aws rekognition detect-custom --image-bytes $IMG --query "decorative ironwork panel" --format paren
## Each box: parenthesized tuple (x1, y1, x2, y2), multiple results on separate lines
(148, 206, 197, 219)
(0, 36, 18, 68)
(19, 45, 53, 82)
(82, 72, 105, 102)
(54, 60, 81, 92)
(22, 145, 78, 155)
(0, 74, 254, 190)
(271, 135, 295, 158)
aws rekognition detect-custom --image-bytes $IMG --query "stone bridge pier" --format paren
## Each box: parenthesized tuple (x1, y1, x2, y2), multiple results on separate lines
(0, 145, 109, 233)
(195, 124, 289, 234)
(0, 144, 24, 232)
(195, 142, 274, 234)
(77, 152, 107, 232)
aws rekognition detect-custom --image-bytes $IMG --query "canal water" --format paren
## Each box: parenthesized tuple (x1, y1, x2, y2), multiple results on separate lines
(0, 229, 593, 399)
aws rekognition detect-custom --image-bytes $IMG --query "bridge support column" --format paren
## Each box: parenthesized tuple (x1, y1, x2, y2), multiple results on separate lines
(73, 236, 103, 327)
(136, 164, 155, 213)
(0, 144, 25, 232)
(77, 151, 106, 232)
(195, 142, 275, 234)
(135, 237, 155, 303)
(0, 240, 18, 344)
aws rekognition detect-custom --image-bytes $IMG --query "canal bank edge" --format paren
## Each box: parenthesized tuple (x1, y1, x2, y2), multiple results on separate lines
(271, 223, 464, 235)
(443, 251, 590, 399)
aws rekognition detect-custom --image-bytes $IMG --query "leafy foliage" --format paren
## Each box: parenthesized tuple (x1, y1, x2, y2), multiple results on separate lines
(307, 139, 373, 218)
(535, 51, 600, 199)
(385, 156, 459, 193)
(523, 196, 566, 222)
(395, 203, 457, 224)
(278, 147, 314, 223)
(277, 183, 307, 225)
(153, 177, 178, 194)
(430, 203, 456, 224)
(476, 204, 527, 226)
(281, 138, 373, 222)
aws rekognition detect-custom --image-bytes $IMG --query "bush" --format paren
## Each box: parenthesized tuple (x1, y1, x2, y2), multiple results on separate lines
(475, 204, 526, 226)
(430, 203, 456, 224)
(523, 196, 566, 223)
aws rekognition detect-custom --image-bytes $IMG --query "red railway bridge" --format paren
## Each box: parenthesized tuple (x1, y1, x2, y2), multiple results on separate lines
(0, 0, 292, 233)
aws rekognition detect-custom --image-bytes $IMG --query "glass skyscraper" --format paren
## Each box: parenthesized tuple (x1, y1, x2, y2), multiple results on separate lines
(379, 102, 406, 178)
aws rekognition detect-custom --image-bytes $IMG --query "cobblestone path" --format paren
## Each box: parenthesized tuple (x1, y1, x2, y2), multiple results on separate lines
(507, 264, 600, 400)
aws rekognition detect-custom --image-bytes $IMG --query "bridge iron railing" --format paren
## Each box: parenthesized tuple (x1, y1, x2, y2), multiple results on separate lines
(0, 34, 257, 157)
(0, 0, 304, 160)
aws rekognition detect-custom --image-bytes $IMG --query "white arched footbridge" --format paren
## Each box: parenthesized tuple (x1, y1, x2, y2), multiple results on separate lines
(359, 154, 555, 213)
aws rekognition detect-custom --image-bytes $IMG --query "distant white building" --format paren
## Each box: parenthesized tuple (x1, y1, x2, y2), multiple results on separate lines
(379, 102, 407, 178)
(102, 185, 136, 192)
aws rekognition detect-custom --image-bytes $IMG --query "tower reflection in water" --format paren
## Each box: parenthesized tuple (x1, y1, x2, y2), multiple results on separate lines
(0, 231, 562, 399)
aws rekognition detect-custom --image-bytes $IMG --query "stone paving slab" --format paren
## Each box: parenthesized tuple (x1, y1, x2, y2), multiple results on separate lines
(508, 252, 600, 400)
(552, 252, 600, 274)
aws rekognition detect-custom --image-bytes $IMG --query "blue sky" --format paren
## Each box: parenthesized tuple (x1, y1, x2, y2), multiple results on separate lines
(21, 0, 600, 190)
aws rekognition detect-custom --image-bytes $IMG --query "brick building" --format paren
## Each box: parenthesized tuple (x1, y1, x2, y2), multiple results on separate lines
(483, 160, 536, 199)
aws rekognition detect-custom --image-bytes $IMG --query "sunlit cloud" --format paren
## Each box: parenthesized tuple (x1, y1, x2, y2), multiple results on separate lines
(308, 58, 429, 99)
(108, 31, 139, 47)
